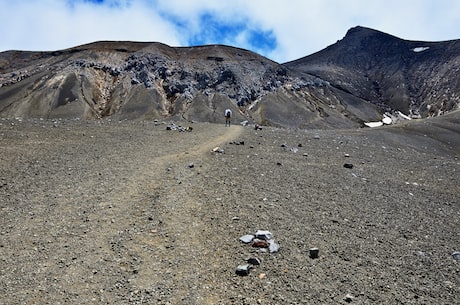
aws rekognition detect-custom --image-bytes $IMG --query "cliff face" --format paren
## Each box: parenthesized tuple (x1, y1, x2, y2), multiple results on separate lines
(0, 27, 459, 128)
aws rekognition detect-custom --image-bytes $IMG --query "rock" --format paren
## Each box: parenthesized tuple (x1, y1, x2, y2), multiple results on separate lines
(452, 251, 460, 260)
(343, 163, 354, 169)
(252, 239, 269, 248)
(212, 147, 225, 153)
(239, 234, 255, 244)
(247, 257, 261, 265)
(255, 230, 273, 240)
(309, 247, 319, 259)
(343, 293, 354, 303)
(188, 162, 195, 168)
(235, 264, 251, 276)
(268, 240, 280, 253)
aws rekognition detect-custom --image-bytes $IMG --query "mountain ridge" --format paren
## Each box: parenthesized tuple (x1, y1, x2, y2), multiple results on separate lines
(0, 26, 459, 128)
(285, 26, 460, 118)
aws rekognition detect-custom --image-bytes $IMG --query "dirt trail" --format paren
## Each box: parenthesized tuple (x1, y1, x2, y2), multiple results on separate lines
(97, 124, 243, 304)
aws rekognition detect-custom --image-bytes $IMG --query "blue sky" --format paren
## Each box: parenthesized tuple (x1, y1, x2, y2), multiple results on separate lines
(1, 0, 460, 63)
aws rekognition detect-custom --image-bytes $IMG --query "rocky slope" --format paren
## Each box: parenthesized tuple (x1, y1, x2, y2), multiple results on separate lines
(1, 116, 459, 304)
(0, 27, 459, 128)
(286, 26, 460, 118)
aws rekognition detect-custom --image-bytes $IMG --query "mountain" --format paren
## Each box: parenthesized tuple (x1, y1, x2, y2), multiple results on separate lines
(285, 26, 460, 118)
(0, 26, 459, 128)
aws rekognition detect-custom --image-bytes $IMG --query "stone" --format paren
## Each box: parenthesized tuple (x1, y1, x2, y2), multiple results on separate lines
(239, 234, 255, 244)
(343, 293, 354, 303)
(452, 251, 460, 260)
(268, 240, 280, 253)
(188, 162, 194, 168)
(255, 230, 273, 240)
(252, 239, 269, 248)
(309, 247, 319, 258)
(212, 146, 225, 153)
(247, 257, 261, 265)
(235, 264, 251, 276)
(343, 163, 354, 169)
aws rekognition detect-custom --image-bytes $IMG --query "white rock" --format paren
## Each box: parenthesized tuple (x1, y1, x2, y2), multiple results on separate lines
(255, 230, 273, 240)
(239, 234, 255, 244)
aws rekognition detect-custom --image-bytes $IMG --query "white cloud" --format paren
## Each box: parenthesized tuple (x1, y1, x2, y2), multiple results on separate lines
(0, 0, 181, 51)
(0, 0, 459, 62)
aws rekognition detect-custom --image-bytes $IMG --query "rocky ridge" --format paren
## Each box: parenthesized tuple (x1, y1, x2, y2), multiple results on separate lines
(0, 27, 459, 128)
(286, 26, 460, 119)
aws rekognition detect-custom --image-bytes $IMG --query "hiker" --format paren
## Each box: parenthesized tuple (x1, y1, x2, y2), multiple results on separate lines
(225, 108, 232, 127)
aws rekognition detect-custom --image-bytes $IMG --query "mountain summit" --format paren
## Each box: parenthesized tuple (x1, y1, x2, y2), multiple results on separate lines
(1, 26, 459, 128)
(286, 26, 460, 118)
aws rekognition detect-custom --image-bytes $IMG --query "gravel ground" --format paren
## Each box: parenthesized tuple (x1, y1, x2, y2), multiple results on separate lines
(0, 117, 459, 305)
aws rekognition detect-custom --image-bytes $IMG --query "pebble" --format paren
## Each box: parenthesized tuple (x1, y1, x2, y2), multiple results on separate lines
(452, 251, 460, 260)
(255, 230, 273, 240)
(343, 293, 354, 303)
(252, 239, 269, 248)
(343, 163, 354, 169)
(309, 247, 319, 258)
(268, 240, 280, 253)
(235, 264, 251, 276)
(239, 234, 255, 244)
(247, 257, 261, 265)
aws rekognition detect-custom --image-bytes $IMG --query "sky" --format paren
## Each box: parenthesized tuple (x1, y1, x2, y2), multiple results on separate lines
(1, 0, 460, 63)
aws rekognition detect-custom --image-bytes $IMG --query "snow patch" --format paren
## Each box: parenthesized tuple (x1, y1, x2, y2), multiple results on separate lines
(382, 116, 392, 125)
(412, 47, 430, 53)
(397, 111, 412, 120)
(364, 121, 383, 128)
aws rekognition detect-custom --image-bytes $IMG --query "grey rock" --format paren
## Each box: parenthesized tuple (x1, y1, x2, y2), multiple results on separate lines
(452, 251, 460, 260)
(255, 230, 273, 240)
(239, 234, 255, 244)
(268, 240, 280, 253)
(343, 293, 354, 303)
